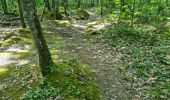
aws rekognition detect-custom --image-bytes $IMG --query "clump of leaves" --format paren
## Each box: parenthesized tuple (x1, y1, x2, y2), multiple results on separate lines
(22, 81, 60, 100)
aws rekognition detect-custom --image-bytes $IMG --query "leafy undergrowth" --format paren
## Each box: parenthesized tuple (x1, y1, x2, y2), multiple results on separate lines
(0, 28, 100, 99)
(95, 23, 170, 99)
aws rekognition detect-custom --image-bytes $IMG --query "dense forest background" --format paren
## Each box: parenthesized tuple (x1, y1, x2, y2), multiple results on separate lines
(0, 0, 170, 100)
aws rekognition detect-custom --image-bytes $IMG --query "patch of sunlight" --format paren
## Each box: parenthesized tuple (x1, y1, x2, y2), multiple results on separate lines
(16, 59, 31, 66)
(18, 50, 29, 53)
(0, 53, 14, 66)
(0, 84, 6, 91)
(161, 55, 170, 65)
(87, 21, 97, 26)
(50, 50, 60, 55)
(72, 23, 86, 28)
(87, 10, 96, 15)
(166, 22, 170, 28)
(0, 27, 19, 33)
(6, 48, 29, 53)
(0, 68, 8, 75)
(54, 20, 71, 27)
(22, 38, 33, 43)
(167, 17, 170, 21)
(15, 51, 36, 59)
(93, 23, 111, 30)
(24, 45, 32, 50)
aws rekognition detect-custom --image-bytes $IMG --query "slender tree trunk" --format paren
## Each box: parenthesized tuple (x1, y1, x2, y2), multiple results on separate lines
(52, 0, 55, 9)
(44, 0, 51, 11)
(91, 0, 95, 7)
(166, 0, 169, 6)
(17, 0, 26, 28)
(77, 0, 81, 8)
(118, 0, 123, 23)
(131, 0, 136, 27)
(21, 0, 54, 76)
(1, 0, 8, 14)
(40, 2, 46, 21)
(53, 0, 61, 19)
(63, 0, 68, 16)
(100, 0, 103, 15)
(119, 0, 126, 12)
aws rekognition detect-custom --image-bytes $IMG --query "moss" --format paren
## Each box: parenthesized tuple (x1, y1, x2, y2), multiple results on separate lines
(18, 28, 31, 34)
(0, 68, 9, 78)
(0, 28, 33, 47)
(0, 35, 20, 47)
(0, 31, 13, 39)
(44, 11, 63, 20)
(15, 51, 36, 59)
(45, 59, 101, 100)
(21, 58, 100, 100)
(46, 20, 71, 27)
(54, 20, 71, 27)
(74, 10, 90, 20)
(0, 62, 41, 99)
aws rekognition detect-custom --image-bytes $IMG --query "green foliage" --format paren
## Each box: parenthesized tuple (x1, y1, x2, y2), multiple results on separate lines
(104, 24, 170, 99)
(164, 29, 170, 37)
(105, 23, 158, 46)
(22, 82, 60, 100)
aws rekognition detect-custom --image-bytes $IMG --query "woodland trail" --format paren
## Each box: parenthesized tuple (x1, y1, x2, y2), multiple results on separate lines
(43, 9, 136, 100)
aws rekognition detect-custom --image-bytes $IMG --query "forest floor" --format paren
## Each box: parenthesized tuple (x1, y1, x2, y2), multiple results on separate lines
(0, 9, 170, 100)
(42, 9, 136, 100)
(42, 9, 170, 100)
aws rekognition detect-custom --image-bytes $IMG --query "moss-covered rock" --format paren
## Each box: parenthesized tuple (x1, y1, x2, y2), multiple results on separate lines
(74, 10, 90, 20)
(44, 11, 63, 20)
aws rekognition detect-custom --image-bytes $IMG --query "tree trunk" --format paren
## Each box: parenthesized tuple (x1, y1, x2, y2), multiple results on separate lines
(53, 0, 62, 19)
(91, 0, 95, 7)
(100, 0, 103, 15)
(17, 0, 26, 28)
(52, 0, 55, 9)
(63, 0, 68, 16)
(1, 0, 8, 14)
(21, 0, 54, 76)
(77, 0, 81, 8)
(44, 0, 51, 11)
(118, 0, 123, 23)
(131, 0, 136, 27)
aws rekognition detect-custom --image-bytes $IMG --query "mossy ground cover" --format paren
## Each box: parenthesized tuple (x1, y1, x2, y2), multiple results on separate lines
(0, 27, 100, 99)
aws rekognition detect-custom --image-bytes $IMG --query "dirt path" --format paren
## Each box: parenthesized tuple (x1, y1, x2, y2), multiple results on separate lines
(43, 9, 134, 100)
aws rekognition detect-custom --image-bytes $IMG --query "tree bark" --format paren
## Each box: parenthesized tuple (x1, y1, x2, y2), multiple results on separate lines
(63, 0, 68, 16)
(21, 0, 54, 76)
(1, 0, 8, 14)
(17, 0, 26, 28)
(44, 0, 51, 11)
(100, 0, 103, 15)
(131, 0, 136, 27)
(53, 0, 62, 19)
(77, 0, 81, 8)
